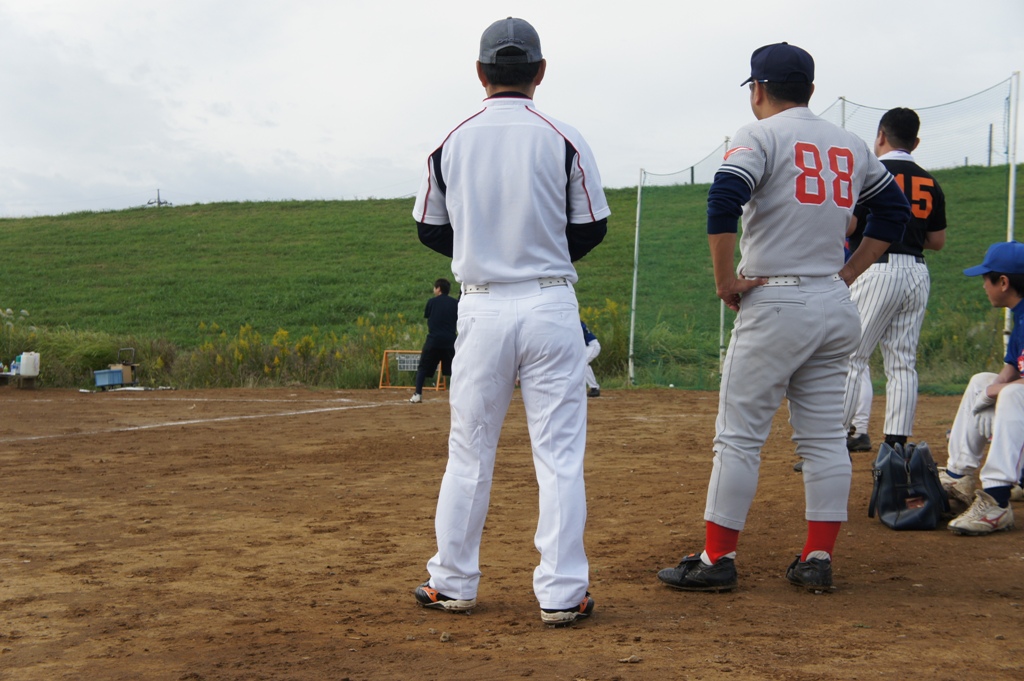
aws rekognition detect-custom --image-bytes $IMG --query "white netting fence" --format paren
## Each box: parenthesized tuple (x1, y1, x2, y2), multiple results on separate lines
(818, 80, 1015, 170)
(641, 141, 730, 187)
(629, 75, 1020, 387)
(642, 77, 1016, 187)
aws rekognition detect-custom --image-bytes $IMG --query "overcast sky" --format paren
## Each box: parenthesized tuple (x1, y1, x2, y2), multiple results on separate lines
(0, 0, 1021, 217)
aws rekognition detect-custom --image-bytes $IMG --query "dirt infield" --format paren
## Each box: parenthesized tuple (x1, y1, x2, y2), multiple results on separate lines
(1, 386, 1021, 680)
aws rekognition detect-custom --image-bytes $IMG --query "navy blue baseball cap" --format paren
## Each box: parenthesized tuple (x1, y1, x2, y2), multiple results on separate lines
(963, 241, 1024, 276)
(479, 17, 542, 64)
(741, 42, 814, 86)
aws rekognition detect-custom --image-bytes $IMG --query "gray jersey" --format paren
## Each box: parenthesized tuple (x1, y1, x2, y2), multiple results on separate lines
(719, 107, 893, 277)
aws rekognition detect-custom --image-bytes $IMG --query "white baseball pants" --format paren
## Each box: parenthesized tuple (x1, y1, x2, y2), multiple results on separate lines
(851, 367, 872, 434)
(842, 256, 930, 437)
(706, 275, 860, 530)
(584, 339, 601, 390)
(947, 372, 1024, 488)
(426, 279, 589, 610)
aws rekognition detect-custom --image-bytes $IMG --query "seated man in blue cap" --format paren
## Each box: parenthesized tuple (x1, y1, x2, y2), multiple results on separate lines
(941, 240, 1024, 535)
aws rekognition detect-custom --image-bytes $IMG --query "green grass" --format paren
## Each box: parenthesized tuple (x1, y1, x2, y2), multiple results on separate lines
(0, 165, 1020, 390)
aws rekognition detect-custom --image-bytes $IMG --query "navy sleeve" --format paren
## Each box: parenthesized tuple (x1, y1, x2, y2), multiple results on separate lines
(706, 172, 751, 234)
(929, 182, 948, 231)
(566, 218, 608, 261)
(417, 221, 454, 257)
(861, 179, 911, 244)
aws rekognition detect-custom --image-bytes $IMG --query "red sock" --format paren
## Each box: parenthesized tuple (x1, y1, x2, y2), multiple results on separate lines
(801, 521, 841, 561)
(704, 521, 740, 564)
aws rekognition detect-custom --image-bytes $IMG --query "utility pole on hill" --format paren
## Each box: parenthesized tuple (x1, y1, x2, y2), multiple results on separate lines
(147, 189, 172, 208)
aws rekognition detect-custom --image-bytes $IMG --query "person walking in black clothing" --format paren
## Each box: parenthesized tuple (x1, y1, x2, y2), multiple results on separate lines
(410, 278, 458, 403)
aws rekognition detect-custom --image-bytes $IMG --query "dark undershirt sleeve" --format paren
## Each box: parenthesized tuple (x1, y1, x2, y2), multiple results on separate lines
(416, 221, 454, 257)
(861, 180, 911, 244)
(706, 172, 751, 234)
(566, 218, 607, 261)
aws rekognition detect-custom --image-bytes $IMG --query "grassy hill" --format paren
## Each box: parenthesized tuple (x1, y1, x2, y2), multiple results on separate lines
(0, 164, 1020, 390)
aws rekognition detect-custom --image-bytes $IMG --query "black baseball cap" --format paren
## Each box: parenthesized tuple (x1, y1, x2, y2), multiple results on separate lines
(479, 17, 542, 64)
(741, 42, 814, 86)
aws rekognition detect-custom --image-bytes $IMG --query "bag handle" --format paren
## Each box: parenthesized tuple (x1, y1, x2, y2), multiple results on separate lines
(868, 467, 881, 518)
(868, 441, 895, 519)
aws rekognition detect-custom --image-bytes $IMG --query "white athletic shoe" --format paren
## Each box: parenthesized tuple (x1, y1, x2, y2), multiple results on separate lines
(1011, 484, 1024, 503)
(409, 393, 422, 404)
(939, 469, 976, 506)
(947, 490, 1014, 536)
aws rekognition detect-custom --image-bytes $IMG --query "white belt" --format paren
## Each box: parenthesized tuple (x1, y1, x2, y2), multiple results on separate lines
(754, 274, 843, 287)
(463, 277, 568, 294)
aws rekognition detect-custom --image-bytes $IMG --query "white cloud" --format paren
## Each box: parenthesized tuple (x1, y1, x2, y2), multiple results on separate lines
(0, 0, 1020, 216)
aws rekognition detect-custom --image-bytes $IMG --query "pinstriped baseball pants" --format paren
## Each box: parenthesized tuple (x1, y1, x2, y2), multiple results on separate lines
(842, 256, 930, 437)
(705, 276, 860, 530)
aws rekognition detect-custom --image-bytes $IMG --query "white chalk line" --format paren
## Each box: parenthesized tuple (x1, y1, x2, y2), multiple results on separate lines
(82, 395, 363, 404)
(0, 401, 390, 444)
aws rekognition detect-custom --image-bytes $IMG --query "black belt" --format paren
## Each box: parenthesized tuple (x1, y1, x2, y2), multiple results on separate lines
(876, 253, 925, 264)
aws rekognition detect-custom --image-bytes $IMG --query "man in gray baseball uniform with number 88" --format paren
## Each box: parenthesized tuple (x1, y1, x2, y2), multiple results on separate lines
(658, 42, 910, 594)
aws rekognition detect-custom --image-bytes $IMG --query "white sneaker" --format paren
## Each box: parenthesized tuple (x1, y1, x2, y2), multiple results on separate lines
(1011, 484, 1024, 502)
(939, 469, 976, 506)
(409, 393, 422, 404)
(948, 490, 1015, 536)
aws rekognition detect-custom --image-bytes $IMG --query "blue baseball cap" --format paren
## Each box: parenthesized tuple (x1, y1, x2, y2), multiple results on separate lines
(741, 42, 814, 86)
(963, 241, 1024, 276)
(479, 17, 542, 64)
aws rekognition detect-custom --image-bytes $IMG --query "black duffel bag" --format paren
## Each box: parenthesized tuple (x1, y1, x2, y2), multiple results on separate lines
(868, 441, 950, 530)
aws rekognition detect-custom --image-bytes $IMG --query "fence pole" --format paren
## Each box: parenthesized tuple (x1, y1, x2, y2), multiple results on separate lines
(717, 136, 730, 376)
(1005, 72, 1020, 352)
(628, 168, 644, 386)
(1008, 71, 1019, 244)
(719, 300, 726, 373)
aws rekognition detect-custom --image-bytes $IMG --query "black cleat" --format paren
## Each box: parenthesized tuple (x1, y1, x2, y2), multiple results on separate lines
(657, 553, 737, 592)
(786, 555, 834, 593)
(846, 433, 872, 452)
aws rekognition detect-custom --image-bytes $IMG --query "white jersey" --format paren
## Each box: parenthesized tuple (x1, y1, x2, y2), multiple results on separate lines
(413, 94, 611, 284)
(719, 107, 893, 277)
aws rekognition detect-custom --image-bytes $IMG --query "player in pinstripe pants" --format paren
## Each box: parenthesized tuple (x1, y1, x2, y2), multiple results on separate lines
(842, 108, 947, 452)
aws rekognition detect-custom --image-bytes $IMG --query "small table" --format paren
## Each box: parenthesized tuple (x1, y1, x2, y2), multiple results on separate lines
(0, 372, 36, 388)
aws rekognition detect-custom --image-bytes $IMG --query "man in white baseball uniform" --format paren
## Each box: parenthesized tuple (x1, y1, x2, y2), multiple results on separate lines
(941, 241, 1024, 535)
(658, 42, 910, 593)
(411, 17, 610, 626)
(842, 107, 947, 453)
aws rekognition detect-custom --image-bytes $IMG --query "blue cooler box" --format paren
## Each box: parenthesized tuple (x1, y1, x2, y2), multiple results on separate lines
(94, 369, 124, 388)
